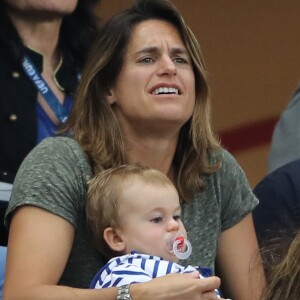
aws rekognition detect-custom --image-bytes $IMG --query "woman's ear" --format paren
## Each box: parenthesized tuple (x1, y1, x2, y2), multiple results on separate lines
(103, 227, 126, 252)
(106, 89, 116, 105)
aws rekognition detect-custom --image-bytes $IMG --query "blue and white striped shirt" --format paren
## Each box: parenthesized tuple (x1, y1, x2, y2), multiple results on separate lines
(90, 252, 220, 297)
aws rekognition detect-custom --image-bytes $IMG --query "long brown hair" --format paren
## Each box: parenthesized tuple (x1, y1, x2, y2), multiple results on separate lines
(62, 0, 221, 202)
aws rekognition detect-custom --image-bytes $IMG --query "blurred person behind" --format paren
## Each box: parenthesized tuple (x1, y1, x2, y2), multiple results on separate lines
(253, 158, 300, 247)
(268, 84, 300, 173)
(0, 0, 100, 185)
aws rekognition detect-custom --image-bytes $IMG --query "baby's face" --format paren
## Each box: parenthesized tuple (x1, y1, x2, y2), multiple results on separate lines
(117, 179, 187, 262)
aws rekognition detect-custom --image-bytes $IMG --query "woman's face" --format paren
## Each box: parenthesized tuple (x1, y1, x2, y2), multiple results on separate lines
(108, 19, 196, 134)
(4, 0, 78, 16)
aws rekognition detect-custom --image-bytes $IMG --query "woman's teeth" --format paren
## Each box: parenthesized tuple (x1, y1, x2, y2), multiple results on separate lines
(152, 87, 179, 95)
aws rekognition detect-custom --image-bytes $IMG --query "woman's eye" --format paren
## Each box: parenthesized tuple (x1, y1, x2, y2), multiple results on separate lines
(151, 216, 163, 223)
(139, 57, 154, 64)
(173, 57, 188, 64)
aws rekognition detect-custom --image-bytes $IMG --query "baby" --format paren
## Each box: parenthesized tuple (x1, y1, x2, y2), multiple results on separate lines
(86, 165, 221, 298)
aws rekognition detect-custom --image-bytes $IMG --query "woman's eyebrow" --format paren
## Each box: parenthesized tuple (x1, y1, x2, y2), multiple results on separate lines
(134, 46, 159, 56)
(170, 47, 188, 56)
(134, 46, 188, 56)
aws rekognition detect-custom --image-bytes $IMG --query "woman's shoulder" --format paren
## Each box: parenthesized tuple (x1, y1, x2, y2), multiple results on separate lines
(38, 136, 78, 147)
(6, 137, 92, 225)
(205, 147, 255, 204)
(20, 136, 91, 180)
(208, 147, 241, 175)
(34, 136, 85, 158)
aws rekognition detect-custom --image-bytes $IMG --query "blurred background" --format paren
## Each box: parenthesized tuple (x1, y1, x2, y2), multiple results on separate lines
(95, 0, 300, 188)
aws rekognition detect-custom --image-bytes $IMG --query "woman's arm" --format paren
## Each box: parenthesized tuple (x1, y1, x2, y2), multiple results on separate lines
(3, 206, 119, 299)
(216, 213, 266, 300)
(4, 206, 222, 300)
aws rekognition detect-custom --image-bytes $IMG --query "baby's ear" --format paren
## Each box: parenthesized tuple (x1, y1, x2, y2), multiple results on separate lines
(103, 227, 125, 252)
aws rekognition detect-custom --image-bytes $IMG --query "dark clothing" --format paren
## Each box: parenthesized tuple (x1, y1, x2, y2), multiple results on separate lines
(253, 159, 300, 245)
(0, 27, 79, 247)
(0, 47, 78, 184)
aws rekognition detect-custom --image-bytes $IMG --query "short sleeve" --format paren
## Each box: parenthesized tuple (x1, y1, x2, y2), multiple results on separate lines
(5, 137, 92, 229)
(216, 150, 259, 230)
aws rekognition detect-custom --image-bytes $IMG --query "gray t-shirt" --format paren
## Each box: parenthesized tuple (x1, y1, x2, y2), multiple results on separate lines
(5, 137, 258, 288)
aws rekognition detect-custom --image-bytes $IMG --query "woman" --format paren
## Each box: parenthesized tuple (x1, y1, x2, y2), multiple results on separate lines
(4, 0, 265, 299)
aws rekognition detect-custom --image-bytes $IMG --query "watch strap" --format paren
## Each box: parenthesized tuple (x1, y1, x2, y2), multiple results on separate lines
(116, 284, 132, 300)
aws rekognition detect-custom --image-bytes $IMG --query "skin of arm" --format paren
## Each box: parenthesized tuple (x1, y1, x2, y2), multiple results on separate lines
(216, 213, 266, 300)
(3, 206, 119, 300)
(3, 206, 222, 300)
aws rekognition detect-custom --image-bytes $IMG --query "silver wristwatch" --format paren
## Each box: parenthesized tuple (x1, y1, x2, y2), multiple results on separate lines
(116, 284, 132, 300)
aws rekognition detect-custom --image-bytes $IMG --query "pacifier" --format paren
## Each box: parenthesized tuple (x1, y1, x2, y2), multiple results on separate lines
(165, 232, 192, 260)
(172, 235, 192, 260)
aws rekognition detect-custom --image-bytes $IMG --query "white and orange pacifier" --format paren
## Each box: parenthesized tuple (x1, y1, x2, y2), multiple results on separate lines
(172, 235, 192, 260)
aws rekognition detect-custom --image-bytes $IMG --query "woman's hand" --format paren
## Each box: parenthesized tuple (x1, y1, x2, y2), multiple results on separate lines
(131, 271, 222, 300)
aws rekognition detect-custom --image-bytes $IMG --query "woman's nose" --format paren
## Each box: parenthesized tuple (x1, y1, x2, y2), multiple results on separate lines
(157, 55, 176, 76)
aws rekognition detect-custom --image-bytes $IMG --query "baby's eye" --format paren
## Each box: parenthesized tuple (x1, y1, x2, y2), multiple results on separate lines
(151, 216, 163, 223)
(173, 215, 181, 221)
